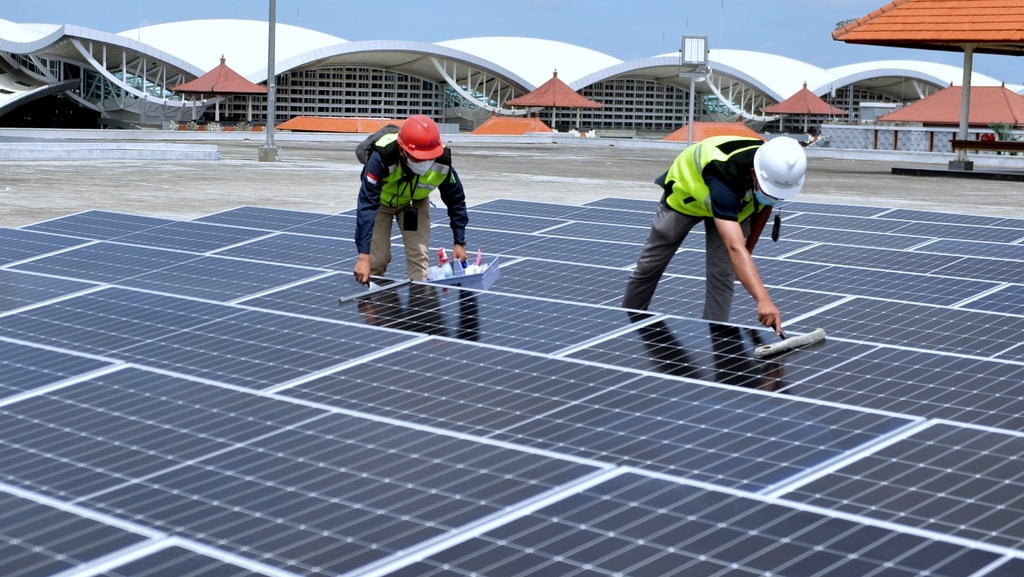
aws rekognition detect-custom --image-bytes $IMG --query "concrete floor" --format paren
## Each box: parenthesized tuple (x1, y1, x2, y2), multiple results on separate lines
(2, 136, 1023, 227)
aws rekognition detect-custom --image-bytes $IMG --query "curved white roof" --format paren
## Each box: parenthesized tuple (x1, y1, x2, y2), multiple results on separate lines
(117, 19, 347, 78)
(827, 60, 1005, 88)
(437, 36, 621, 88)
(0, 18, 58, 43)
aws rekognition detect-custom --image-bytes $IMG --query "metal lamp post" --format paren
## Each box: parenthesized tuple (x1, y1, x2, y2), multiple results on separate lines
(258, 0, 279, 161)
(680, 35, 709, 146)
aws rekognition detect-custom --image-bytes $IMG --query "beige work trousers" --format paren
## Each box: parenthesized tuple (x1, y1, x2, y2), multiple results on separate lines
(369, 198, 432, 281)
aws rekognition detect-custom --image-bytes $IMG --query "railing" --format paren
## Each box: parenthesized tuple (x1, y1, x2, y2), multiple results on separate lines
(951, 139, 1024, 155)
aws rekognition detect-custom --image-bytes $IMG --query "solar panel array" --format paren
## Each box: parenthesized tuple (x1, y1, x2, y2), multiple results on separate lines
(0, 194, 1022, 577)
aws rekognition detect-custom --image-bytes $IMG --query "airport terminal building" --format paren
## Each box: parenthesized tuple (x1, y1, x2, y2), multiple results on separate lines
(0, 18, 1018, 135)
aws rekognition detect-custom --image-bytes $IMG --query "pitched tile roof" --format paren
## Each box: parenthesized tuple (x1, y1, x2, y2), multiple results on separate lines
(763, 82, 846, 116)
(878, 84, 1024, 126)
(505, 71, 602, 109)
(833, 0, 1024, 56)
(172, 56, 267, 95)
(662, 122, 764, 142)
(471, 115, 552, 135)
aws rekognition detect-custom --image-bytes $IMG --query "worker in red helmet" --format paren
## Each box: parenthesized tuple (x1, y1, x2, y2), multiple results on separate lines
(353, 115, 469, 284)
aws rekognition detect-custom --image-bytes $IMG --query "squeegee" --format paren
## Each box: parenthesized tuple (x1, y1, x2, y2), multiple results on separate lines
(754, 328, 827, 359)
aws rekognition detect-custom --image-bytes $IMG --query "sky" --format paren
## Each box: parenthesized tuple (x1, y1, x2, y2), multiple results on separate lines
(3, 0, 1021, 84)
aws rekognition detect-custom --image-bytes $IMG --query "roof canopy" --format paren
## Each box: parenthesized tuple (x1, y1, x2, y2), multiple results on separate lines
(172, 56, 267, 95)
(763, 82, 846, 116)
(879, 84, 1024, 126)
(833, 0, 1024, 57)
(662, 122, 763, 142)
(833, 0, 1024, 163)
(505, 70, 601, 108)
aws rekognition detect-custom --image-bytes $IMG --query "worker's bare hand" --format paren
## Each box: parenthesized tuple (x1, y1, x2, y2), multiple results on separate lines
(452, 244, 468, 263)
(353, 254, 371, 285)
(757, 300, 783, 335)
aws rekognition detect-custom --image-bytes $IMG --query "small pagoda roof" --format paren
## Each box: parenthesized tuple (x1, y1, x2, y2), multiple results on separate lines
(505, 71, 601, 109)
(764, 82, 845, 116)
(172, 56, 267, 95)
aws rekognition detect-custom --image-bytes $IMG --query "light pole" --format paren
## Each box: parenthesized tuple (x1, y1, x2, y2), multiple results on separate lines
(258, 0, 279, 161)
(680, 35, 709, 146)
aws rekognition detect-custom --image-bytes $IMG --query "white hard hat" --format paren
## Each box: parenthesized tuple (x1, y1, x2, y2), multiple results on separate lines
(753, 136, 806, 201)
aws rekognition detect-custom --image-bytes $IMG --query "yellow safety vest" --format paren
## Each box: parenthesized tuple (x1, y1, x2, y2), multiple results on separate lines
(663, 135, 762, 221)
(374, 133, 452, 207)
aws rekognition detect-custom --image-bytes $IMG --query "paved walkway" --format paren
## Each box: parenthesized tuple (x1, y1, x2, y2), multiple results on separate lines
(2, 134, 1022, 227)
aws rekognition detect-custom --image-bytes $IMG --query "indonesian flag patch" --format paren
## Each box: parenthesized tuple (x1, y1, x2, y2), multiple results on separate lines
(365, 172, 379, 185)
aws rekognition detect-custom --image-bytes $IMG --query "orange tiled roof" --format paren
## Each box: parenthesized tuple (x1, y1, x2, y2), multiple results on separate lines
(276, 117, 402, 133)
(471, 115, 552, 135)
(833, 0, 1024, 56)
(172, 56, 267, 95)
(663, 122, 764, 142)
(878, 84, 1024, 126)
(505, 71, 602, 109)
(764, 82, 846, 116)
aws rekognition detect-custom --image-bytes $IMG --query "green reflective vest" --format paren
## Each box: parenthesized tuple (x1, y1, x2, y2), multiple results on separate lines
(374, 133, 452, 207)
(663, 135, 762, 221)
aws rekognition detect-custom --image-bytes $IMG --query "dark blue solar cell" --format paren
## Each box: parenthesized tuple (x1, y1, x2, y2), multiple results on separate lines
(0, 493, 147, 577)
(214, 233, 351, 269)
(0, 227, 88, 264)
(0, 340, 111, 398)
(22, 210, 173, 239)
(192, 206, 333, 230)
(119, 254, 326, 301)
(114, 220, 270, 252)
(0, 269, 95, 312)
(10, 242, 197, 283)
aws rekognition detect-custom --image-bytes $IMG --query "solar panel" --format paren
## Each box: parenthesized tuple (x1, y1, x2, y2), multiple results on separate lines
(0, 339, 111, 399)
(1, 195, 1023, 577)
(0, 269, 95, 312)
(22, 210, 174, 239)
(784, 422, 1024, 549)
(0, 227, 88, 264)
(94, 544, 280, 577)
(112, 220, 271, 252)
(0, 491, 150, 577)
(384, 472, 1005, 577)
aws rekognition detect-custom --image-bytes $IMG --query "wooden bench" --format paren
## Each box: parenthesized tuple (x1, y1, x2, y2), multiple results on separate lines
(951, 139, 1024, 155)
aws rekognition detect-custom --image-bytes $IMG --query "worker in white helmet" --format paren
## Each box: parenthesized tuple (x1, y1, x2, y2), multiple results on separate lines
(622, 135, 807, 334)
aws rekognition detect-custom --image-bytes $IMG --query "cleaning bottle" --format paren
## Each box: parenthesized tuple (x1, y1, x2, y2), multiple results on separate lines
(438, 247, 454, 278)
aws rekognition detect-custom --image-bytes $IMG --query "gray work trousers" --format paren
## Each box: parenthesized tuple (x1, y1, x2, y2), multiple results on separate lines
(622, 202, 750, 321)
(369, 197, 432, 281)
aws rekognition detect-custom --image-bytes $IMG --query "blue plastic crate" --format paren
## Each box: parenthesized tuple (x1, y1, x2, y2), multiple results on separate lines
(426, 256, 500, 290)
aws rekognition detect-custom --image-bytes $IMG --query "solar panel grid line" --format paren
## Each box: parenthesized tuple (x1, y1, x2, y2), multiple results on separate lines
(782, 291, 857, 318)
(548, 313, 668, 358)
(0, 480, 165, 540)
(962, 283, 1023, 314)
(0, 360, 126, 410)
(127, 537, 307, 577)
(624, 467, 1024, 565)
(263, 335, 431, 395)
(759, 419, 935, 499)
(50, 537, 176, 577)
(0, 283, 108, 320)
(780, 422, 1024, 552)
(265, 368, 635, 472)
(0, 237, 103, 268)
(200, 230, 281, 254)
(226, 269, 339, 306)
(344, 467, 623, 577)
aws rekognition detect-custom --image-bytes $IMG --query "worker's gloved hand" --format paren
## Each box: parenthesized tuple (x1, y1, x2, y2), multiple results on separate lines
(451, 243, 468, 264)
(353, 254, 371, 285)
(756, 299, 783, 335)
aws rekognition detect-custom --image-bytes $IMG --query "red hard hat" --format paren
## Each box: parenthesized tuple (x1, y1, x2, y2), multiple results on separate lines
(397, 115, 444, 160)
